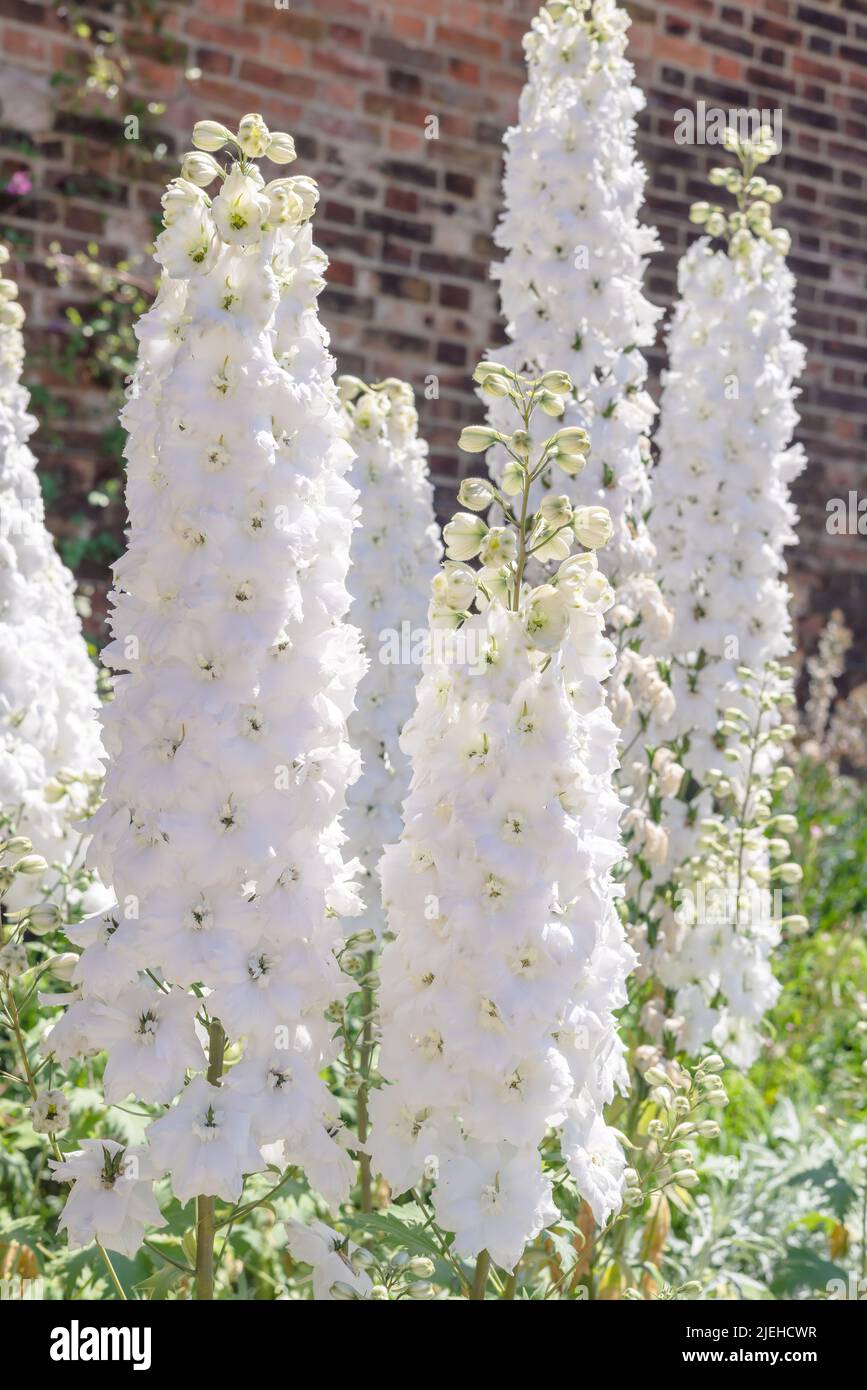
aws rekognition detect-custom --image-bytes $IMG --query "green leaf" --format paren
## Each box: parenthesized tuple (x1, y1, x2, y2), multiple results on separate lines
(770, 1245, 846, 1297)
(786, 1160, 856, 1221)
(342, 1204, 446, 1261)
(135, 1264, 183, 1300)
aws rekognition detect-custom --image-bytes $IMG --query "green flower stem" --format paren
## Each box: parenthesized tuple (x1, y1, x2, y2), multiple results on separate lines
(357, 950, 375, 1214)
(195, 1017, 226, 1300)
(214, 1165, 296, 1231)
(96, 1241, 128, 1300)
(470, 1248, 491, 1301)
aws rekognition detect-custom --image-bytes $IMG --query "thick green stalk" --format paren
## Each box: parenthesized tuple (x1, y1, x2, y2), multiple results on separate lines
(357, 952, 374, 1213)
(470, 1249, 491, 1301)
(195, 1017, 225, 1300)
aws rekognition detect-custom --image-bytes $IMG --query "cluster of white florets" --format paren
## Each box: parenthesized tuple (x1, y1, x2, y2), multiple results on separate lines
(0, 246, 105, 909)
(654, 240, 803, 794)
(340, 377, 441, 937)
(643, 130, 805, 1065)
(642, 673, 800, 1070)
(368, 365, 634, 1272)
(48, 116, 366, 1251)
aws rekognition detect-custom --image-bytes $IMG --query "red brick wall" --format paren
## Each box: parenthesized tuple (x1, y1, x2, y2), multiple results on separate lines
(1, 0, 865, 661)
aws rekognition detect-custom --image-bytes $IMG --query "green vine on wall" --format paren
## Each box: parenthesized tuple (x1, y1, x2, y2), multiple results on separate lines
(41, 243, 154, 574)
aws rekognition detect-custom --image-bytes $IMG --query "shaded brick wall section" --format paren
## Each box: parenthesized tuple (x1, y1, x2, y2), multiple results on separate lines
(0, 0, 866, 657)
(628, 0, 867, 664)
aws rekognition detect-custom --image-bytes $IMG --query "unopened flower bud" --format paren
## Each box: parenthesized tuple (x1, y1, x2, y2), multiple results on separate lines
(573, 506, 612, 549)
(539, 369, 572, 394)
(458, 426, 500, 454)
(45, 952, 79, 981)
(181, 151, 221, 186)
(266, 131, 297, 164)
(237, 112, 270, 158)
(538, 493, 572, 525)
(782, 914, 809, 936)
(643, 1066, 670, 1088)
(552, 426, 589, 456)
(771, 862, 803, 885)
(695, 1121, 721, 1138)
(472, 360, 511, 384)
(25, 904, 62, 935)
(479, 373, 510, 398)
(538, 391, 565, 417)
(703, 1090, 729, 1108)
(443, 512, 487, 561)
(2, 837, 33, 856)
(501, 461, 525, 495)
(330, 1280, 360, 1300)
(458, 477, 496, 512)
(14, 855, 48, 876)
(192, 119, 234, 152)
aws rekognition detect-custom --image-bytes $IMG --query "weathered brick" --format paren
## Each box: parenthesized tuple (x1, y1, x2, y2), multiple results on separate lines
(3, 23, 45, 61)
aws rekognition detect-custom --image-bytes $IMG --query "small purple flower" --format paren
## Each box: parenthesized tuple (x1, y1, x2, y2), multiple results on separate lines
(7, 170, 32, 196)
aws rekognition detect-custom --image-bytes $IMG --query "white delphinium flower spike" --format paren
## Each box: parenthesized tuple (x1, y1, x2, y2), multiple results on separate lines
(340, 377, 441, 938)
(370, 364, 633, 1275)
(52, 115, 365, 1253)
(0, 246, 105, 909)
(646, 127, 806, 1065)
(486, 1, 673, 753)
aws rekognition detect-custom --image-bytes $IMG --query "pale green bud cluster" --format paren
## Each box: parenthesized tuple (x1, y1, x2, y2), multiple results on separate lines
(191, 114, 297, 166)
(440, 361, 612, 636)
(694, 663, 801, 903)
(690, 126, 791, 259)
(622, 1057, 728, 1209)
(164, 113, 318, 241)
(0, 833, 49, 900)
(329, 1244, 438, 1301)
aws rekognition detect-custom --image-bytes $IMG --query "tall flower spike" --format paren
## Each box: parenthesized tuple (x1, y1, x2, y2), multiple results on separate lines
(489, 1, 670, 641)
(50, 116, 366, 1259)
(486, 0, 676, 891)
(340, 377, 442, 938)
(369, 364, 633, 1274)
(0, 245, 105, 911)
(644, 127, 806, 1066)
